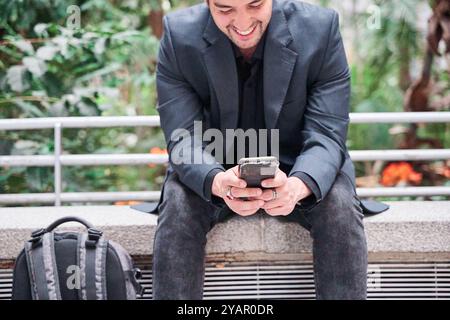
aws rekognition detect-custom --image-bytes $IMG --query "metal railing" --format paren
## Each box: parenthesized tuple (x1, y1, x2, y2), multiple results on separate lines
(1, 112, 449, 205)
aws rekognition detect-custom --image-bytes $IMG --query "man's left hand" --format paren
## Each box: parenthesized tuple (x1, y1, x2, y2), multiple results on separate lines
(251, 169, 312, 216)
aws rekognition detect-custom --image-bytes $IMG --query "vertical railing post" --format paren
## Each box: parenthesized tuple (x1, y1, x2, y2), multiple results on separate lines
(54, 123, 62, 206)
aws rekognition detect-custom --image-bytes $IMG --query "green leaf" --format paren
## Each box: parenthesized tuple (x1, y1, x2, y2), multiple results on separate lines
(111, 30, 141, 41)
(34, 23, 49, 37)
(23, 57, 47, 77)
(36, 45, 59, 61)
(94, 37, 107, 55)
(12, 99, 45, 117)
(12, 139, 42, 155)
(74, 62, 122, 84)
(11, 40, 34, 55)
(6, 65, 29, 92)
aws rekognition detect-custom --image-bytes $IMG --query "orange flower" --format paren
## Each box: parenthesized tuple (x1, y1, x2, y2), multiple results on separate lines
(114, 201, 143, 206)
(148, 147, 168, 168)
(380, 162, 423, 187)
(444, 167, 450, 179)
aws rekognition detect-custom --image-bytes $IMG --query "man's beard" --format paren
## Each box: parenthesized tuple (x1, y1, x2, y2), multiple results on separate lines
(227, 22, 263, 50)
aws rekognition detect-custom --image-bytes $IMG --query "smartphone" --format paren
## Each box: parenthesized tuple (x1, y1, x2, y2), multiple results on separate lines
(238, 156, 279, 188)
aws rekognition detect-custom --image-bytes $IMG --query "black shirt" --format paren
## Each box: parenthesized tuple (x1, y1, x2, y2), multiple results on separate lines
(224, 32, 267, 168)
(235, 37, 266, 132)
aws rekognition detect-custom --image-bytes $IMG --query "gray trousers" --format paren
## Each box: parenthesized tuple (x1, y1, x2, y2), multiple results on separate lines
(152, 171, 368, 300)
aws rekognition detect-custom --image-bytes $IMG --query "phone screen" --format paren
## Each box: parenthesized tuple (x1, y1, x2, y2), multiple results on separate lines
(238, 156, 279, 188)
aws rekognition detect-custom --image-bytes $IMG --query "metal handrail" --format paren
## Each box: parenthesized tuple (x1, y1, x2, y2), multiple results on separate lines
(0, 154, 169, 166)
(0, 191, 160, 204)
(1, 112, 450, 130)
(0, 116, 161, 130)
(1, 113, 449, 205)
(349, 112, 450, 123)
(1, 150, 450, 167)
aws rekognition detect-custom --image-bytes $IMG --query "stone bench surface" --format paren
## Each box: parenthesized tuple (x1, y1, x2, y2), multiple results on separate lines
(0, 201, 449, 262)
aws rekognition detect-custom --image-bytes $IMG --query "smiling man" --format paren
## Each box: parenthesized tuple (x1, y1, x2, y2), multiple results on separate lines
(152, 0, 369, 300)
(210, 0, 272, 59)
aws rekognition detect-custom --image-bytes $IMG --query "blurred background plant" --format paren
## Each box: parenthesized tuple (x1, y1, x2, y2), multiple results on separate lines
(0, 0, 165, 202)
(0, 0, 448, 206)
(341, 0, 450, 200)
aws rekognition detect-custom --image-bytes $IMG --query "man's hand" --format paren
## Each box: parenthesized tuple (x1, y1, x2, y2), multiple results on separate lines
(251, 169, 312, 216)
(212, 165, 265, 216)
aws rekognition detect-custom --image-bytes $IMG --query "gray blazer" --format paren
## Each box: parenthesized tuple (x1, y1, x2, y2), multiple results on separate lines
(153, 0, 356, 212)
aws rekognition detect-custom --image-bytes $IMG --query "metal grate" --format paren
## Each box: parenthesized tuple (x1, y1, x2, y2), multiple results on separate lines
(1, 262, 450, 300)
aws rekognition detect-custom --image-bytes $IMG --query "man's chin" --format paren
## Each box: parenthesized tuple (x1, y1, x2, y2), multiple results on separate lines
(227, 25, 263, 50)
(230, 36, 261, 51)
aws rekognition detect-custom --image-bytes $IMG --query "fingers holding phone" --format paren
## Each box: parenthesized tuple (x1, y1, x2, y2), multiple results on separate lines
(261, 175, 311, 216)
(260, 169, 287, 189)
(211, 165, 264, 216)
(250, 168, 287, 201)
(223, 185, 265, 217)
(237, 158, 300, 216)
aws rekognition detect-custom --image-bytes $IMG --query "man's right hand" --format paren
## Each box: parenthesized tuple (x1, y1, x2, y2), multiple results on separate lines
(211, 165, 265, 216)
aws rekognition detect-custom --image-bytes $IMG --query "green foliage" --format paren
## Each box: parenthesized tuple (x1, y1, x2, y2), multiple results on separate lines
(350, 0, 420, 105)
(0, 0, 163, 203)
(346, 0, 448, 198)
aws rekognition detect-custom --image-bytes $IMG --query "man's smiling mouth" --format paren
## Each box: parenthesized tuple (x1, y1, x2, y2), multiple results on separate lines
(232, 23, 258, 36)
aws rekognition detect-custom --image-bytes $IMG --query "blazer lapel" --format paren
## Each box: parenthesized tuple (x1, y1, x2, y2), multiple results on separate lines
(263, 5, 298, 130)
(202, 16, 239, 132)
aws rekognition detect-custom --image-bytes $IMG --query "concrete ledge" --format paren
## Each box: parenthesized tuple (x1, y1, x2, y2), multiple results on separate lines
(0, 201, 449, 263)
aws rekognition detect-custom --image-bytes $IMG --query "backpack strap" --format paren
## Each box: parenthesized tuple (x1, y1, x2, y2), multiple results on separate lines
(77, 233, 86, 300)
(77, 230, 108, 300)
(24, 232, 62, 300)
(126, 268, 144, 297)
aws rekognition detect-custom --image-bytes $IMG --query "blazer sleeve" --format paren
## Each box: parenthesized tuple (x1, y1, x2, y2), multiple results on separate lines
(289, 11, 351, 203)
(156, 16, 226, 205)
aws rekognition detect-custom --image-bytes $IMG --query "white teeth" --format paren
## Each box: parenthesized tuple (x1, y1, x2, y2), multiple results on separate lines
(234, 25, 256, 36)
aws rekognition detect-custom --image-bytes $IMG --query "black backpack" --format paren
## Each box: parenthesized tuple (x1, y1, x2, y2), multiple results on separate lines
(12, 216, 143, 300)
